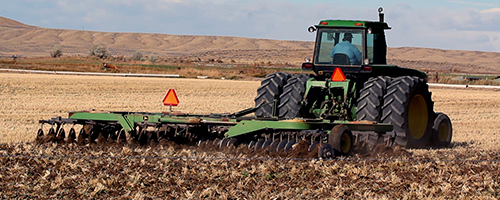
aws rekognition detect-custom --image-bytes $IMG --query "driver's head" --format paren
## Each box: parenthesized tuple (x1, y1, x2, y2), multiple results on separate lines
(343, 33, 353, 42)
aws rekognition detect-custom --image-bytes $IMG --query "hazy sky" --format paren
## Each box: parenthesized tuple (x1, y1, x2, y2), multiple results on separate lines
(1, 0, 500, 52)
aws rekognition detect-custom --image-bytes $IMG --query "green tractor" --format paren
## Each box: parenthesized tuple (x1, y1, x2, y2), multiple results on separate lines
(254, 7, 452, 149)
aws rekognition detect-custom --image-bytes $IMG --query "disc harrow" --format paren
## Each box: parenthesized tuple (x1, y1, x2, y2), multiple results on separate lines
(36, 108, 394, 159)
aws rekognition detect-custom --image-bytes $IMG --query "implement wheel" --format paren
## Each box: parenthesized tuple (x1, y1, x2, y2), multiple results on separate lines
(254, 72, 290, 117)
(430, 112, 453, 148)
(328, 125, 354, 156)
(381, 76, 434, 148)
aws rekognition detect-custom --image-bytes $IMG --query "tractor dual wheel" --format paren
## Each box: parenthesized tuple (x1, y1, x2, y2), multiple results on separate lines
(278, 74, 311, 119)
(356, 76, 391, 122)
(381, 76, 434, 148)
(254, 72, 291, 117)
(355, 76, 394, 150)
(430, 112, 453, 148)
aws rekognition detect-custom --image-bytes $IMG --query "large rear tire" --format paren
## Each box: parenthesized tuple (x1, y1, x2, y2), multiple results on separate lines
(356, 76, 391, 121)
(381, 76, 434, 148)
(278, 74, 311, 119)
(254, 72, 290, 117)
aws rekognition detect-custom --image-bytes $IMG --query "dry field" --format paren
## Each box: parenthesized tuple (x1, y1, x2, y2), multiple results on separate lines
(1, 73, 500, 198)
(1, 73, 499, 148)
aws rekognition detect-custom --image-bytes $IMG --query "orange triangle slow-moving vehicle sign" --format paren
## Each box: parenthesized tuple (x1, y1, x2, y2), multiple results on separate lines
(331, 68, 346, 82)
(163, 89, 179, 106)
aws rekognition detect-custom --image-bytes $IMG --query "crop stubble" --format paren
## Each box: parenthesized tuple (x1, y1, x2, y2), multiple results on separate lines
(0, 73, 499, 198)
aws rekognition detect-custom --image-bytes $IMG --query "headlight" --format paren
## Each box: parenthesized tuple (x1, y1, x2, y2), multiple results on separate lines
(308, 26, 316, 33)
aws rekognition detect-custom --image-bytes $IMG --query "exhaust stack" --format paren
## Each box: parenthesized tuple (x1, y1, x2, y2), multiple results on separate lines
(378, 7, 384, 22)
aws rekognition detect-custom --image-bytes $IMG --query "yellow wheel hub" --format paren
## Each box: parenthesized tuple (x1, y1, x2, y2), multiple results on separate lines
(340, 132, 352, 153)
(408, 94, 428, 139)
(438, 123, 449, 142)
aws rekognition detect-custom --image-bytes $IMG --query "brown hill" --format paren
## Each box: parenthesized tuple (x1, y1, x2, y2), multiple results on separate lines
(0, 16, 312, 58)
(387, 47, 500, 74)
(0, 16, 31, 28)
(0, 16, 499, 74)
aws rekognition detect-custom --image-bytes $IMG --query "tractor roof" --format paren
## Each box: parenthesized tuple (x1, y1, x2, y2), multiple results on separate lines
(317, 20, 391, 29)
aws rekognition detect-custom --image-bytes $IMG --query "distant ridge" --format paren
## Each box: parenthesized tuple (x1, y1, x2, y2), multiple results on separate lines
(0, 16, 31, 28)
(0, 16, 500, 73)
(0, 16, 312, 59)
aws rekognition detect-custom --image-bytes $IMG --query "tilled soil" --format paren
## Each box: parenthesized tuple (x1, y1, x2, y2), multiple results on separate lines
(1, 142, 499, 199)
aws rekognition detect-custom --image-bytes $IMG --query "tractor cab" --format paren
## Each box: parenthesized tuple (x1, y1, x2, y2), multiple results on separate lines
(303, 7, 391, 77)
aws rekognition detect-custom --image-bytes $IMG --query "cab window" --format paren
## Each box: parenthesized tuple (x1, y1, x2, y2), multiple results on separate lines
(315, 29, 363, 65)
(366, 33, 374, 64)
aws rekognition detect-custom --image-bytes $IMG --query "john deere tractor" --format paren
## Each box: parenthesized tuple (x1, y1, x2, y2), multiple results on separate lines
(254, 7, 452, 149)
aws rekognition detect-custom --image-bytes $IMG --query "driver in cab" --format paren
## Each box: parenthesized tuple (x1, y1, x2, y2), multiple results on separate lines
(330, 33, 362, 65)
